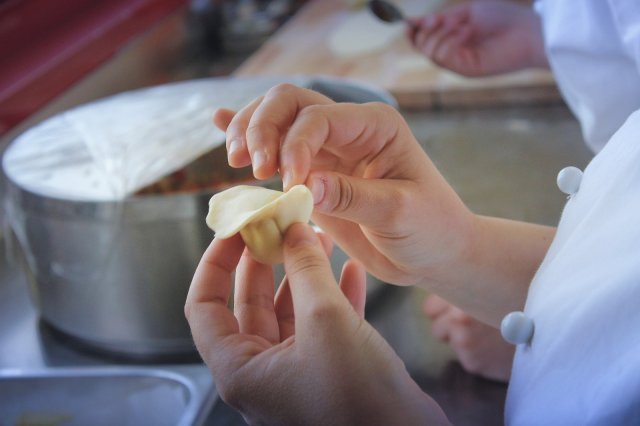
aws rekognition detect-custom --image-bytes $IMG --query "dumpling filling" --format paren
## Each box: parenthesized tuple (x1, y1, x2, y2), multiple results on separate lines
(206, 185, 314, 264)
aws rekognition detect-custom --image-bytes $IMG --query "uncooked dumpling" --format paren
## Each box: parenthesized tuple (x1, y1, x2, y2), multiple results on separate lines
(206, 184, 314, 264)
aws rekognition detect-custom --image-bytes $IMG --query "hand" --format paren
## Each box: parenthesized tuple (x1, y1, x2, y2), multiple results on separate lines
(185, 223, 450, 425)
(424, 294, 514, 382)
(406, 1, 549, 76)
(213, 84, 475, 289)
(213, 84, 555, 327)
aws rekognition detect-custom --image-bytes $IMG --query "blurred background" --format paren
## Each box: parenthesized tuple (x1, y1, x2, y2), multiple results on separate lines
(0, 1, 593, 425)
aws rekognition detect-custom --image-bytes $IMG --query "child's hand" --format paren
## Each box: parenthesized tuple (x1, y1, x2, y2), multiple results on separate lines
(212, 84, 475, 289)
(185, 223, 450, 425)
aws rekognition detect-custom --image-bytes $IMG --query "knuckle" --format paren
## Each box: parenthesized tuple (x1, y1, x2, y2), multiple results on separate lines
(281, 136, 312, 160)
(296, 105, 331, 139)
(331, 174, 355, 214)
(307, 301, 344, 325)
(236, 292, 274, 313)
(454, 312, 474, 326)
(455, 313, 476, 330)
(246, 119, 279, 142)
(298, 103, 324, 117)
(267, 82, 298, 98)
(368, 102, 402, 130)
(371, 101, 399, 116)
(288, 248, 326, 277)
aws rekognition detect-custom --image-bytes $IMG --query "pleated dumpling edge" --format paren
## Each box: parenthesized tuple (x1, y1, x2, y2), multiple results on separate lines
(206, 184, 314, 264)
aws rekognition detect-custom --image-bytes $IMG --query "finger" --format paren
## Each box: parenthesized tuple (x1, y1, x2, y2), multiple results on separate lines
(280, 102, 403, 190)
(185, 234, 245, 360)
(273, 278, 294, 340)
(418, 19, 461, 62)
(274, 228, 334, 340)
(225, 96, 264, 169)
(422, 294, 451, 319)
(245, 84, 334, 181)
(430, 313, 453, 343)
(405, 16, 432, 45)
(433, 24, 472, 65)
(308, 171, 419, 231)
(234, 248, 279, 344)
(282, 223, 350, 334)
(412, 14, 443, 48)
(405, 18, 418, 43)
(214, 108, 251, 167)
(449, 305, 474, 325)
(338, 259, 367, 319)
(448, 325, 476, 353)
(212, 108, 236, 132)
(316, 229, 334, 256)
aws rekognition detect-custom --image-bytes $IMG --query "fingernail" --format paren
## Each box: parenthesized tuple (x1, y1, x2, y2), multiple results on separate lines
(252, 149, 267, 173)
(309, 176, 325, 206)
(282, 170, 292, 191)
(228, 138, 242, 156)
(286, 223, 317, 248)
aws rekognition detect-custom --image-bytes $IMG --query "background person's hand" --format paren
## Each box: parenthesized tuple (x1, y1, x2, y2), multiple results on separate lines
(423, 294, 514, 382)
(185, 223, 450, 425)
(406, 0, 549, 76)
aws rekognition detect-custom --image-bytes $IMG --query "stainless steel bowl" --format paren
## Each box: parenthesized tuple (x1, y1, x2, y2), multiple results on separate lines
(3, 76, 396, 360)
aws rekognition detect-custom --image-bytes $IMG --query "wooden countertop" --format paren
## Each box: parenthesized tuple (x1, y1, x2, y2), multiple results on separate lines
(234, 0, 560, 109)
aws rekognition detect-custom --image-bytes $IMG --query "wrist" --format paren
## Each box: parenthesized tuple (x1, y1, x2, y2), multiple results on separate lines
(343, 363, 451, 425)
(415, 204, 480, 290)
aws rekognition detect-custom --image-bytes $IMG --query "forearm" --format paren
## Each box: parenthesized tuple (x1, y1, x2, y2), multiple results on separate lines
(339, 358, 452, 426)
(423, 215, 555, 327)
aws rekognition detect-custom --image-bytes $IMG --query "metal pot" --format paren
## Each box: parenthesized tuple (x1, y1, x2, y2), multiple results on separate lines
(3, 76, 396, 360)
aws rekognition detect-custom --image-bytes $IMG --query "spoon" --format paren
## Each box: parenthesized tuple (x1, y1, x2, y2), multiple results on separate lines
(367, 0, 407, 24)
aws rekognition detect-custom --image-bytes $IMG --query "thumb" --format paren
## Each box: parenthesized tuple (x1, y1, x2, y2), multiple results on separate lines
(307, 171, 413, 231)
(282, 223, 349, 328)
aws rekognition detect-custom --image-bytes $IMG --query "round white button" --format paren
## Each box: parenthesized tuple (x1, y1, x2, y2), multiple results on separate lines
(557, 166, 583, 196)
(500, 311, 534, 345)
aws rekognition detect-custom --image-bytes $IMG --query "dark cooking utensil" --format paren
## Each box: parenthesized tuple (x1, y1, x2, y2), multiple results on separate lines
(368, 0, 405, 23)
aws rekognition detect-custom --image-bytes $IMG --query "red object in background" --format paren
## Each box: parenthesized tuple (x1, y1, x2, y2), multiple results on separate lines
(0, 0, 186, 138)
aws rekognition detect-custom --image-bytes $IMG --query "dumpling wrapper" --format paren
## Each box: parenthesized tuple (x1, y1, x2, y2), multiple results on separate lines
(206, 184, 314, 264)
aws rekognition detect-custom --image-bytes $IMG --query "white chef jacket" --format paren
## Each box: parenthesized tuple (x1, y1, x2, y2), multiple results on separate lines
(536, 0, 640, 153)
(505, 1, 640, 424)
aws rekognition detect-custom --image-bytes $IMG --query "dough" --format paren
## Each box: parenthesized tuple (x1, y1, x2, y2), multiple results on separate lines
(327, 1, 444, 58)
(206, 184, 314, 264)
(327, 11, 404, 58)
